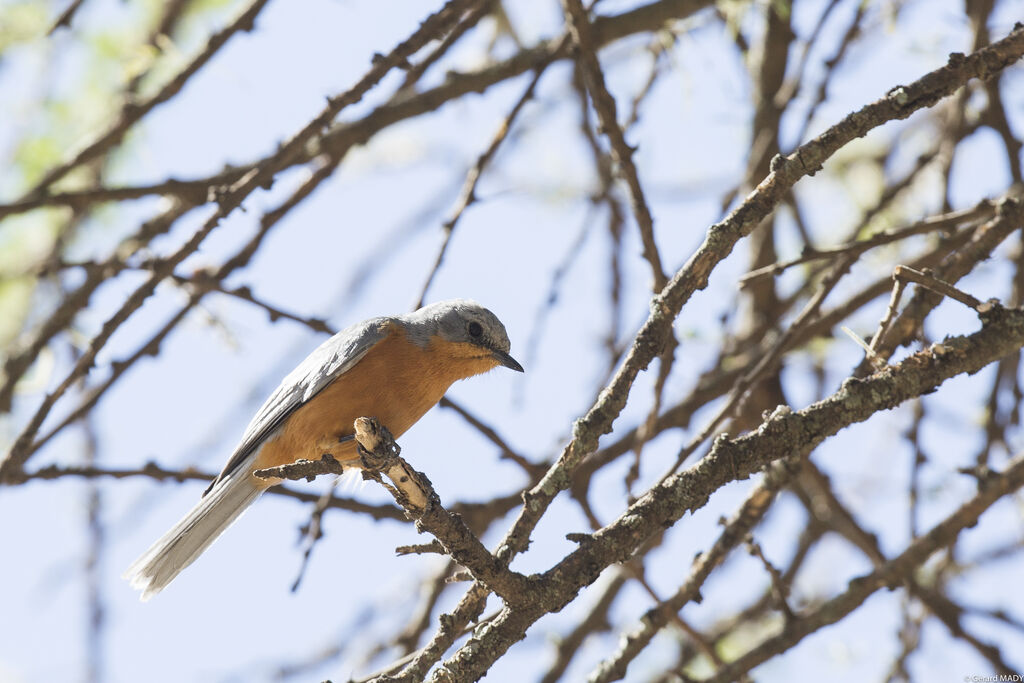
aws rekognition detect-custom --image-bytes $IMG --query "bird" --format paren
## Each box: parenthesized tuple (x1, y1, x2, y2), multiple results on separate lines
(124, 299, 522, 600)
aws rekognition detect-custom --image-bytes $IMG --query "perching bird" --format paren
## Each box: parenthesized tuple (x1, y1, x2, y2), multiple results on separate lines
(124, 299, 522, 600)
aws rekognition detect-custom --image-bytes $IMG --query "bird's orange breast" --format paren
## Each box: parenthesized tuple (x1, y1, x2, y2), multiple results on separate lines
(252, 324, 498, 478)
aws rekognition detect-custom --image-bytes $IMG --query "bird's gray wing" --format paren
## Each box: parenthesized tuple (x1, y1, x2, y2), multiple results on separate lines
(205, 316, 395, 493)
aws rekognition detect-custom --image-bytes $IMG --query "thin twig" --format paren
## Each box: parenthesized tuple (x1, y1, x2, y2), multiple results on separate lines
(893, 264, 986, 311)
(864, 275, 908, 369)
(415, 51, 556, 308)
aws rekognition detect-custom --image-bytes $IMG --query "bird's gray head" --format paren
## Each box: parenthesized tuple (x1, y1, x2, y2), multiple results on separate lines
(405, 299, 523, 372)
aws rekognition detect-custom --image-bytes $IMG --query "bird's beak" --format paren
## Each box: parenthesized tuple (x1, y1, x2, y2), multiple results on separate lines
(492, 349, 524, 372)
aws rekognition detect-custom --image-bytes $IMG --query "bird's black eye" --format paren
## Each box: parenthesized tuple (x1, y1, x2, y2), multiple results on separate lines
(468, 321, 484, 339)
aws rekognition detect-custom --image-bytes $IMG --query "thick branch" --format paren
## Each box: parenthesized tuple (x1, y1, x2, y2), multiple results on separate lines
(431, 304, 1024, 680)
(492, 22, 1024, 571)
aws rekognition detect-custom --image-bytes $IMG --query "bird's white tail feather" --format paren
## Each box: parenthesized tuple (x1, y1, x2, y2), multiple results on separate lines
(124, 467, 262, 601)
